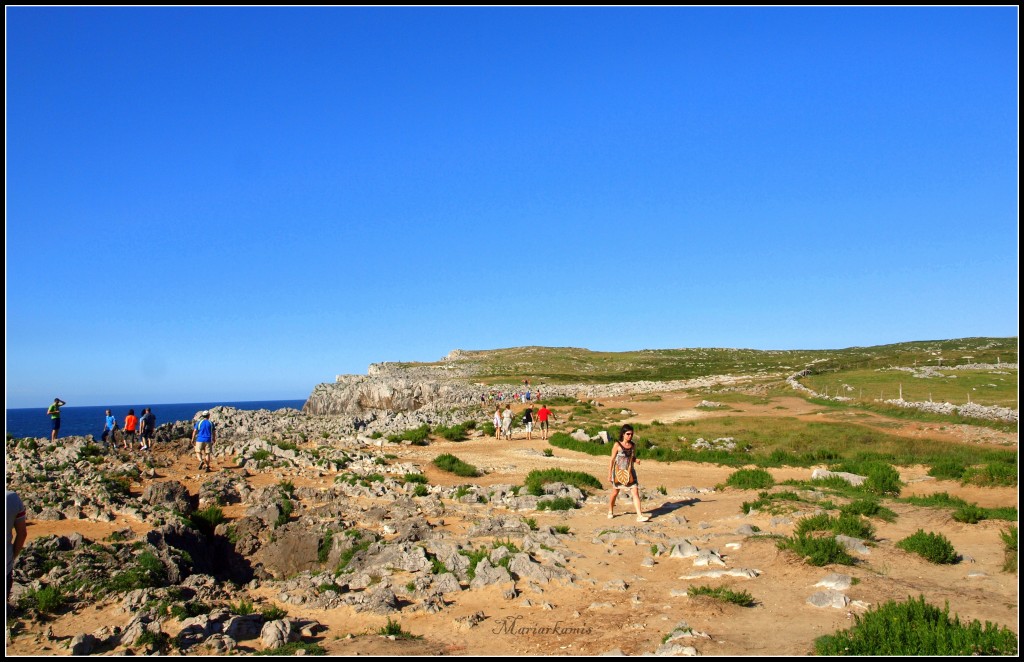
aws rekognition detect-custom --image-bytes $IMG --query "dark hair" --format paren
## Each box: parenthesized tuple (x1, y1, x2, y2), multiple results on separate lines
(619, 424, 635, 442)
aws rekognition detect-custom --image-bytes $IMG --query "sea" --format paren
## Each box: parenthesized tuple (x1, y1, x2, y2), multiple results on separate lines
(4, 399, 307, 440)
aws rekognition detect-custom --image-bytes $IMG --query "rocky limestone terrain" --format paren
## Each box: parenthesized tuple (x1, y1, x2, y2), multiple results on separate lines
(5, 383, 1019, 656)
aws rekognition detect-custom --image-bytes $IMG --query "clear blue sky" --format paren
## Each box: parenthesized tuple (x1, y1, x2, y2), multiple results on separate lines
(5, 7, 1018, 408)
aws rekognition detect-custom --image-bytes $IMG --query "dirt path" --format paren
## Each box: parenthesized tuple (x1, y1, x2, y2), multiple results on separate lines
(8, 394, 1019, 656)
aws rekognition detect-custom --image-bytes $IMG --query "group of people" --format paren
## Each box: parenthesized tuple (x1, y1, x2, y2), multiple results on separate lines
(101, 407, 158, 451)
(492, 404, 555, 441)
(44, 396, 215, 473)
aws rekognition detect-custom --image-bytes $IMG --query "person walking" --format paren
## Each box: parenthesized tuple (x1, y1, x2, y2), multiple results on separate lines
(6, 490, 28, 601)
(102, 409, 118, 449)
(123, 409, 138, 450)
(47, 398, 66, 442)
(139, 408, 156, 451)
(191, 410, 216, 471)
(501, 405, 513, 441)
(536, 404, 554, 440)
(522, 407, 534, 440)
(607, 424, 650, 522)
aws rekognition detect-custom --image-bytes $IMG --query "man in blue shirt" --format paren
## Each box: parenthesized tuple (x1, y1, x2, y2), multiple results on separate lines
(191, 410, 216, 472)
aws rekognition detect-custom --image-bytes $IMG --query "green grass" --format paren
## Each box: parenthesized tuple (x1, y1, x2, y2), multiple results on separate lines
(687, 585, 756, 607)
(378, 617, 421, 639)
(777, 534, 856, 566)
(813, 595, 1018, 655)
(523, 468, 603, 496)
(840, 498, 897, 522)
(387, 424, 431, 445)
(388, 339, 1018, 388)
(335, 535, 374, 575)
(794, 512, 875, 540)
(801, 365, 1018, 409)
(19, 585, 65, 613)
(897, 530, 959, 564)
(554, 414, 1015, 478)
(904, 492, 1016, 524)
(536, 497, 577, 511)
(105, 551, 168, 594)
(724, 468, 775, 490)
(742, 490, 808, 515)
(432, 453, 481, 477)
(458, 548, 489, 580)
(275, 498, 294, 528)
(229, 598, 255, 615)
(1000, 526, 1017, 573)
(433, 421, 476, 441)
(188, 504, 225, 536)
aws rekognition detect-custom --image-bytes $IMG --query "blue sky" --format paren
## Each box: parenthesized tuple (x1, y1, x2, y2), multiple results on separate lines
(5, 7, 1018, 408)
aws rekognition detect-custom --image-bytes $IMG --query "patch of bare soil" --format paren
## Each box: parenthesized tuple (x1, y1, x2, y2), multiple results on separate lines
(6, 392, 1018, 656)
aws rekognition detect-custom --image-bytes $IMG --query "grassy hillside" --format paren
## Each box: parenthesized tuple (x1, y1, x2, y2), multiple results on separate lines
(394, 337, 1018, 386)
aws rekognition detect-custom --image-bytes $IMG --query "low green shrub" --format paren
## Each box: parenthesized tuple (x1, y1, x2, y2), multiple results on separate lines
(432, 453, 480, 477)
(523, 468, 602, 496)
(952, 504, 987, 524)
(777, 534, 855, 566)
(433, 422, 474, 441)
(814, 595, 1018, 655)
(387, 424, 431, 445)
(275, 498, 294, 528)
(230, 598, 255, 615)
(927, 460, 966, 481)
(188, 504, 225, 536)
(1000, 526, 1017, 573)
(742, 490, 805, 515)
(897, 530, 959, 564)
(318, 531, 334, 563)
(106, 551, 168, 593)
(459, 548, 489, 580)
(537, 497, 577, 511)
(378, 617, 420, 639)
(863, 463, 902, 496)
(261, 605, 288, 621)
(962, 462, 1017, 487)
(20, 585, 65, 613)
(840, 498, 897, 522)
(251, 449, 272, 462)
(688, 585, 755, 607)
(724, 468, 775, 490)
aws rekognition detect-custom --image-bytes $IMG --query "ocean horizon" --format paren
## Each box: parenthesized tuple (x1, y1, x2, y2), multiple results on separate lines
(4, 399, 307, 440)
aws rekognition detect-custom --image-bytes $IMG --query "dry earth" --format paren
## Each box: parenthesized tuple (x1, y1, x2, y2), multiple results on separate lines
(6, 391, 1019, 656)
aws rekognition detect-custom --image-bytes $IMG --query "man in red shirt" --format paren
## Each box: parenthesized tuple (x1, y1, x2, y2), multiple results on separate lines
(536, 404, 554, 440)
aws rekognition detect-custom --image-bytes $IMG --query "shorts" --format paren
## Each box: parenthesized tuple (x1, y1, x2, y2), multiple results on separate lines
(52, 419, 61, 432)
